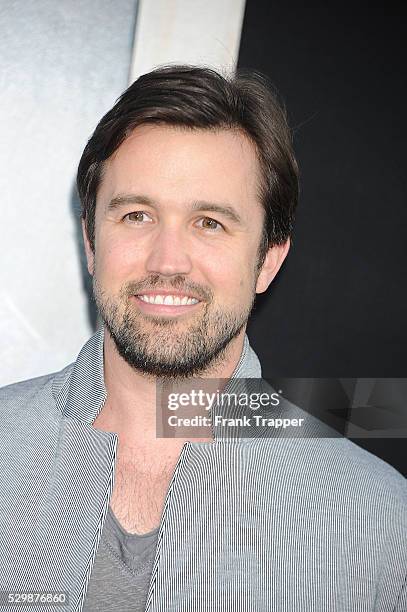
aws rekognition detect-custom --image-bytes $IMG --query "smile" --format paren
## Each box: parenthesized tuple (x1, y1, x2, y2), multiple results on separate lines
(137, 294, 200, 306)
(132, 292, 203, 316)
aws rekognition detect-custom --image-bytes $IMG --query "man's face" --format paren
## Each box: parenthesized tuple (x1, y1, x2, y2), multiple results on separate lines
(84, 124, 287, 377)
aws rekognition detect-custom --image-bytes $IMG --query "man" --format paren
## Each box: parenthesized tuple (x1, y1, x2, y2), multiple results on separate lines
(0, 66, 406, 612)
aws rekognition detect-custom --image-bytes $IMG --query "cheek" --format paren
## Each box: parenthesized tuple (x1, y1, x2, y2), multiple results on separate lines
(95, 237, 145, 281)
(204, 259, 253, 303)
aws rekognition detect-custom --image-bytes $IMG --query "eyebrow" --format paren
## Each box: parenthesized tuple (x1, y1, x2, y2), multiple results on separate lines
(107, 194, 243, 225)
(107, 194, 154, 210)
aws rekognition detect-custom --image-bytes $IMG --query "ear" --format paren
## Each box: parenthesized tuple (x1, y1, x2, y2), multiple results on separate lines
(82, 218, 95, 275)
(256, 238, 290, 294)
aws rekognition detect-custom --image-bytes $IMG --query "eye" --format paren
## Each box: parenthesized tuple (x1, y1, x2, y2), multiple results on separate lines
(196, 217, 224, 231)
(123, 211, 152, 224)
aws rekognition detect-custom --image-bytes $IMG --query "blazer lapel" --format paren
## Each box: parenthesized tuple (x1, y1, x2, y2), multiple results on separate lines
(36, 328, 118, 612)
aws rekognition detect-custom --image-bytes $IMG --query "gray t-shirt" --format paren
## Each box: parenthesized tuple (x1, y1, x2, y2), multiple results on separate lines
(83, 505, 159, 612)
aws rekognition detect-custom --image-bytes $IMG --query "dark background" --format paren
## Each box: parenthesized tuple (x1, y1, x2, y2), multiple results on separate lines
(238, 1, 407, 474)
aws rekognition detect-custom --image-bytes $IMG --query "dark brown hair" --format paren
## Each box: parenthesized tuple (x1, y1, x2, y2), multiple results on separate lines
(77, 65, 299, 266)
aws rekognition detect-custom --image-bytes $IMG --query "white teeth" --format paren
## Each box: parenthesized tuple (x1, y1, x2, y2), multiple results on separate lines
(138, 294, 199, 306)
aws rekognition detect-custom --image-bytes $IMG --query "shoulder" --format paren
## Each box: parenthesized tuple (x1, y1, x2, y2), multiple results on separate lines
(0, 372, 56, 401)
(250, 378, 406, 503)
(0, 363, 74, 421)
(324, 436, 406, 506)
(248, 435, 406, 510)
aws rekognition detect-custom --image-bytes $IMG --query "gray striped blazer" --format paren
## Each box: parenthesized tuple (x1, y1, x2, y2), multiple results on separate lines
(0, 328, 406, 611)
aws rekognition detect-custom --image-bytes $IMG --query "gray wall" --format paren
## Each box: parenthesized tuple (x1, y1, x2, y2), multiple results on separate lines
(0, 0, 137, 385)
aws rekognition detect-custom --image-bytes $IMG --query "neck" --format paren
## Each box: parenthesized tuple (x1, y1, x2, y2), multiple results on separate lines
(93, 328, 246, 449)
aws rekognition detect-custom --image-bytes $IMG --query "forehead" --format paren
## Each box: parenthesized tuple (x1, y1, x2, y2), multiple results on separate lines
(96, 124, 262, 217)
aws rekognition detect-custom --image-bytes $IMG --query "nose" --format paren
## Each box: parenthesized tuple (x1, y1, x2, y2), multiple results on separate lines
(145, 225, 193, 277)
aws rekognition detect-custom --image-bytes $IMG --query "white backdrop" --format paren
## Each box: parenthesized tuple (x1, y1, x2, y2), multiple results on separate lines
(0, 0, 246, 386)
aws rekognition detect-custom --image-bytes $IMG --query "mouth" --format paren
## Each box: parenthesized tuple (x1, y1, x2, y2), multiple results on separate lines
(131, 291, 203, 316)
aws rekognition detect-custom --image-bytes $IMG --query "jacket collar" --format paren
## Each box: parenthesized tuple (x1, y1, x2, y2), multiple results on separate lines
(53, 326, 262, 424)
(51, 327, 106, 423)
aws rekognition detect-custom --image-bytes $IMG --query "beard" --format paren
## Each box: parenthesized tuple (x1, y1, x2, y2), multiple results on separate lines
(93, 274, 256, 379)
